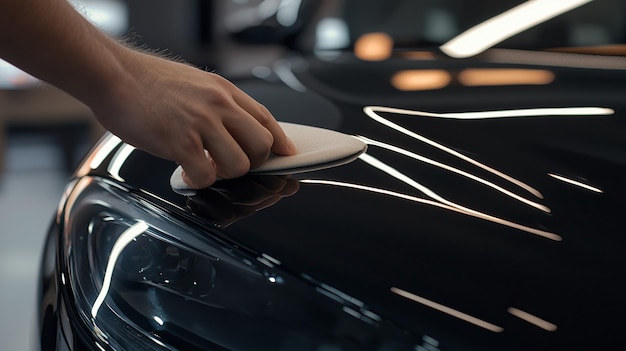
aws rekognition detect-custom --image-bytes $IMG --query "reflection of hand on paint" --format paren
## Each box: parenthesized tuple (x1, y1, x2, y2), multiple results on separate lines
(187, 175, 299, 227)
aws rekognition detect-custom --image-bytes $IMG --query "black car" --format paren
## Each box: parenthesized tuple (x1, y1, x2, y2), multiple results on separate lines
(37, 0, 626, 350)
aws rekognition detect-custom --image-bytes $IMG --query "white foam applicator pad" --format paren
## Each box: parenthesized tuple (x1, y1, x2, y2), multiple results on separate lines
(170, 122, 367, 192)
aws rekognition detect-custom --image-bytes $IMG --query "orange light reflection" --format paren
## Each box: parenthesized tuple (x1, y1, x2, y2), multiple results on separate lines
(354, 32, 393, 61)
(459, 68, 555, 86)
(392, 70, 452, 91)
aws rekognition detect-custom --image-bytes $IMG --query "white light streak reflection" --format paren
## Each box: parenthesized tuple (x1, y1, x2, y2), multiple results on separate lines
(358, 152, 553, 222)
(358, 153, 450, 207)
(548, 173, 603, 193)
(343, 306, 362, 319)
(300, 179, 562, 241)
(107, 143, 136, 182)
(364, 105, 614, 121)
(257, 256, 275, 268)
(91, 221, 149, 319)
(508, 307, 558, 331)
(357, 136, 550, 213)
(261, 253, 282, 265)
(153, 316, 165, 326)
(391, 287, 504, 333)
(78, 133, 121, 176)
(363, 105, 614, 203)
(363, 106, 549, 199)
(440, 0, 593, 58)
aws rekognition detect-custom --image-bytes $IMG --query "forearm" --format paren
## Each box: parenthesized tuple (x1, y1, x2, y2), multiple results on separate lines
(0, 0, 130, 109)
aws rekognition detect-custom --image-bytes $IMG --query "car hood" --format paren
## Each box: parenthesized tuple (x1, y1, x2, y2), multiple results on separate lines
(83, 52, 626, 349)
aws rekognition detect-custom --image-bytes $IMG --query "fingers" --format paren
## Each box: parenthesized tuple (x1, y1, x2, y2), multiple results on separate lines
(179, 116, 271, 187)
(205, 89, 296, 176)
(230, 90, 297, 157)
(221, 109, 274, 169)
(201, 122, 253, 179)
(177, 123, 252, 188)
(179, 76, 297, 189)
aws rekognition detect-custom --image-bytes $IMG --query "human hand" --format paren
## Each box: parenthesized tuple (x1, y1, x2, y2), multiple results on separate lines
(92, 50, 297, 189)
(1, 0, 295, 188)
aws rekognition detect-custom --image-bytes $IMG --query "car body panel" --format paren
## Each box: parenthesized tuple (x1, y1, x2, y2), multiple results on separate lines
(38, 0, 626, 350)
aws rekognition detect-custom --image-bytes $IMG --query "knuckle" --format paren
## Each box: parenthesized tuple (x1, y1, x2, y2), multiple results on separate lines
(255, 104, 273, 124)
(178, 132, 204, 156)
(204, 86, 232, 108)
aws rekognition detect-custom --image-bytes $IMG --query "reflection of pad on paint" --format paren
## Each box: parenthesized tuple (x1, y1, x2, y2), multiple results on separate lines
(170, 122, 367, 193)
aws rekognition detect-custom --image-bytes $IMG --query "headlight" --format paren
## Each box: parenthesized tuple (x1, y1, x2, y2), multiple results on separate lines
(60, 177, 415, 350)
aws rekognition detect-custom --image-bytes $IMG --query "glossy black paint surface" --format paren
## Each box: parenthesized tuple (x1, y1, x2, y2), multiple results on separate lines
(225, 57, 626, 349)
(38, 3, 626, 350)
(41, 49, 626, 350)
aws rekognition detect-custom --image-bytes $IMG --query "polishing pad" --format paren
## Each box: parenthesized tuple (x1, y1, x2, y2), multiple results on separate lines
(170, 122, 367, 193)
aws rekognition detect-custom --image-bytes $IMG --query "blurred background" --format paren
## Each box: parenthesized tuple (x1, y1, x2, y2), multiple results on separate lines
(0, 1, 289, 349)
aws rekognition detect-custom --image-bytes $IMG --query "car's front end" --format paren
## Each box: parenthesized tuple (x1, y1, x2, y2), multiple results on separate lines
(38, 0, 626, 350)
